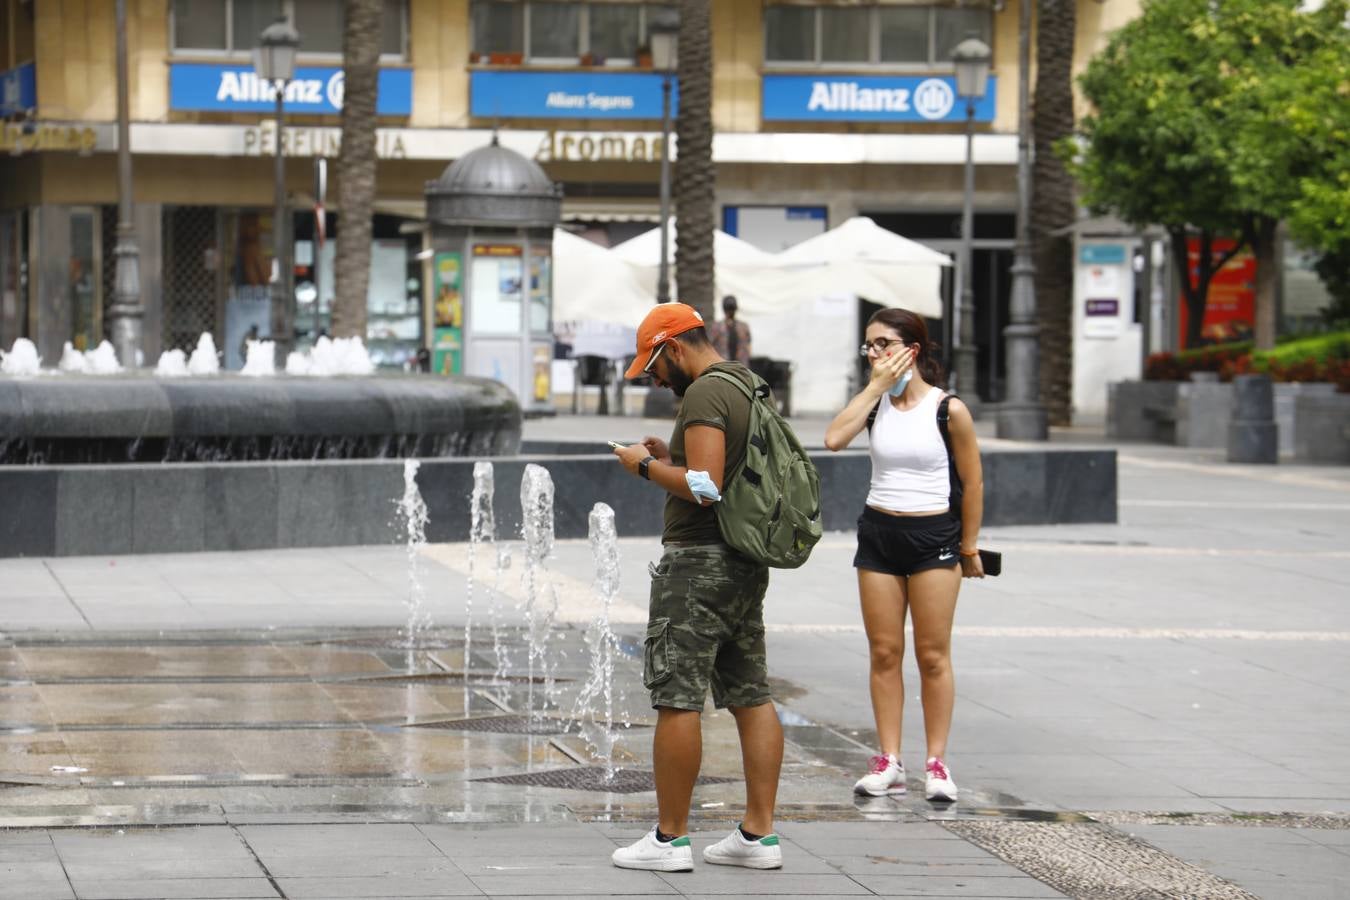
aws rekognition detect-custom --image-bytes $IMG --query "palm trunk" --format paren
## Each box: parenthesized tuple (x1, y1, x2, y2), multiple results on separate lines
(331, 0, 382, 341)
(1031, 0, 1076, 425)
(674, 0, 715, 321)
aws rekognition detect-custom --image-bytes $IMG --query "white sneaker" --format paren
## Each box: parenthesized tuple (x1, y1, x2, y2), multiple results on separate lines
(702, 827, 783, 869)
(612, 827, 693, 871)
(925, 756, 958, 802)
(854, 753, 906, 796)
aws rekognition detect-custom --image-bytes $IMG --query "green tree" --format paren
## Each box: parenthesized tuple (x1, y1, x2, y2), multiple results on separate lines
(331, 0, 382, 341)
(673, 0, 715, 320)
(1031, 0, 1077, 425)
(1071, 0, 1349, 350)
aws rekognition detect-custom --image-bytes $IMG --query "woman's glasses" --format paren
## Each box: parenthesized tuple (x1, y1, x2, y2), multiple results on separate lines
(859, 338, 908, 357)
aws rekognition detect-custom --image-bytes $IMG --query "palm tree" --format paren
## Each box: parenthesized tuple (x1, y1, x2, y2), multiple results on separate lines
(331, 0, 382, 340)
(673, 0, 715, 321)
(1030, 0, 1076, 425)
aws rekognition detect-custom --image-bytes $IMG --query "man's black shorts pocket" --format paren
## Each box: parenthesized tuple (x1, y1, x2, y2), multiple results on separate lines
(643, 617, 673, 688)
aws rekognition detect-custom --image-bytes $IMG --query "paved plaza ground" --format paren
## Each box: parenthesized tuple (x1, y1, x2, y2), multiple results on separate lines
(0, 416, 1347, 898)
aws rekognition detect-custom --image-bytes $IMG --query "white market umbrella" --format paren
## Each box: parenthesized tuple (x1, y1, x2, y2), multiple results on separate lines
(552, 227, 654, 326)
(609, 219, 785, 270)
(775, 216, 951, 317)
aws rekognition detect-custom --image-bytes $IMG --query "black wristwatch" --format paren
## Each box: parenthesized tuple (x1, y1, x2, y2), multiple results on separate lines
(638, 456, 656, 480)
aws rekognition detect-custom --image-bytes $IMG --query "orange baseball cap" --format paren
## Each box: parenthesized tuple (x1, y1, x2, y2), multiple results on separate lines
(623, 303, 707, 380)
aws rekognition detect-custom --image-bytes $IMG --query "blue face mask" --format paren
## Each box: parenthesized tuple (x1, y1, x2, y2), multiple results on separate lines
(889, 368, 913, 397)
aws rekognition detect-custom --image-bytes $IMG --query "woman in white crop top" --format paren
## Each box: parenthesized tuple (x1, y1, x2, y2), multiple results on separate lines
(824, 307, 984, 804)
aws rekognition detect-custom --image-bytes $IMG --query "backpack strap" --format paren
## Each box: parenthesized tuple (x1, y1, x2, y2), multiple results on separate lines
(704, 368, 767, 488)
(936, 393, 963, 519)
(865, 398, 881, 432)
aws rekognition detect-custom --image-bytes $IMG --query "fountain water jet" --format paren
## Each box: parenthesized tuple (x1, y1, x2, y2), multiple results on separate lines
(0, 338, 41, 375)
(570, 502, 629, 782)
(519, 464, 561, 721)
(396, 459, 433, 666)
(466, 460, 496, 690)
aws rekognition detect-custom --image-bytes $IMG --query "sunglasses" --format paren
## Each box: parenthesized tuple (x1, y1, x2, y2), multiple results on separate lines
(859, 338, 913, 357)
(642, 341, 668, 375)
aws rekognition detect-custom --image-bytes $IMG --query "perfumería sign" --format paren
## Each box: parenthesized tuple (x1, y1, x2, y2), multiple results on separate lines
(241, 122, 408, 158)
(762, 75, 995, 123)
(0, 123, 98, 155)
(534, 130, 668, 163)
(471, 71, 678, 120)
(169, 63, 413, 115)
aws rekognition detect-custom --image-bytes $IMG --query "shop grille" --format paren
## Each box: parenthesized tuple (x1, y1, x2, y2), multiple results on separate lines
(163, 206, 220, 353)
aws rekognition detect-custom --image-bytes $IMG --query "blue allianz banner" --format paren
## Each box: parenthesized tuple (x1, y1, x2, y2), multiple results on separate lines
(762, 75, 995, 123)
(169, 63, 413, 115)
(0, 62, 36, 116)
(471, 71, 677, 120)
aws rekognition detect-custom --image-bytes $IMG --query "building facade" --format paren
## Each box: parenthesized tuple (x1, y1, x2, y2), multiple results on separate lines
(0, 0, 1140, 407)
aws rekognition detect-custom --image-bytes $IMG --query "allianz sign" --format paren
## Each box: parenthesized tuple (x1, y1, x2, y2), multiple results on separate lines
(762, 74, 993, 123)
(169, 63, 414, 115)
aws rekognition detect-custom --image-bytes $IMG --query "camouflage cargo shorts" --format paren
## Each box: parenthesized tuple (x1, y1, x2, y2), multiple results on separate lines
(642, 543, 772, 712)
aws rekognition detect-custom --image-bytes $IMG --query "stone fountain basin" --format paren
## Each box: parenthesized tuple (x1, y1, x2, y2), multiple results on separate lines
(0, 374, 522, 464)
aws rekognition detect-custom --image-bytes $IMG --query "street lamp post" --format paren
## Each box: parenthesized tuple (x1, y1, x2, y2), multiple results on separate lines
(254, 17, 300, 359)
(108, 0, 143, 369)
(952, 36, 990, 415)
(650, 21, 678, 304)
(996, 2, 1048, 440)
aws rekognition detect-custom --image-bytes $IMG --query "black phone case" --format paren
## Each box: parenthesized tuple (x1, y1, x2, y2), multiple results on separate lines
(978, 549, 1002, 577)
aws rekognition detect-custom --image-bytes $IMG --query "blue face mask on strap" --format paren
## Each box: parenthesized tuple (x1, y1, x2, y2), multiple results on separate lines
(889, 369, 913, 398)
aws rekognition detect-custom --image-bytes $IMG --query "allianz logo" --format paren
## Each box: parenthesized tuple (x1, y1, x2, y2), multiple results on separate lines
(216, 70, 345, 108)
(806, 78, 954, 120)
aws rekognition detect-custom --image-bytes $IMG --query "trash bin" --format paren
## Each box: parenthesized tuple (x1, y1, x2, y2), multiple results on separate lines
(749, 356, 792, 417)
(573, 354, 612, 414)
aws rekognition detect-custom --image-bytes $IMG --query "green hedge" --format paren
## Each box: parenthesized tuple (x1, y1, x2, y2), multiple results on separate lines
(1145, 330, 1350, 391)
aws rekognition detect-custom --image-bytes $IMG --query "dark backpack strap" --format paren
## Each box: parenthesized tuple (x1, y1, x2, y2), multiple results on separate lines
(704, 368, 764, 488)
(866, 399, 880, 432)
(937, 394, 963, 518)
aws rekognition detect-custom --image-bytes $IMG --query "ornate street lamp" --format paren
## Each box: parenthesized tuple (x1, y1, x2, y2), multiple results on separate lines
(951, 35, 991, 414)
(254, 17, 301, 357)
(996, 5, 1048, 440)
(650, 19, 678, 304)
(108, 0, 143, 369)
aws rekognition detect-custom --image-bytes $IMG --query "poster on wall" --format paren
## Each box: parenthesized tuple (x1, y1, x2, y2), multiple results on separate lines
(432, 252, 463, 375)
(1178, 238, 1256, 348)
(532, 345, 551, 402)
(470, 244, 524, 334)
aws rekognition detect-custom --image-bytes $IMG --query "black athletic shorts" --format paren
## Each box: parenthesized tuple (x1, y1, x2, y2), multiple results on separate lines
(852, 506, 962, 577)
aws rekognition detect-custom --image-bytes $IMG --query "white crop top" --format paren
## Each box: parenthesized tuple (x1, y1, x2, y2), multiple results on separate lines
(865, 387, 951, 513)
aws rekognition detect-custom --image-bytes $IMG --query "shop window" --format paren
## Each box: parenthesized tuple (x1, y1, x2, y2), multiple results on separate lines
(68, 210, 99, 354)
(820, 8, 870, 63)
(879, 7, 929, 64)
(172, 0, 407, 58)
(530, 3, 582, 59)
(764, 4, 992, 68)
(589, 4, 640, 62)
(765, 7, 814, 63)
(470, 2, 678, 65)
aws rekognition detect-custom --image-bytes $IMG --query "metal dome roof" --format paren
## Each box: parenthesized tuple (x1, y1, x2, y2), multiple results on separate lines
(425, 136, 562, 227)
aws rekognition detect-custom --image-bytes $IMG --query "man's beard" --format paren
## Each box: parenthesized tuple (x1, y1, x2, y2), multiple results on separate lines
(665, 365, 694, 397)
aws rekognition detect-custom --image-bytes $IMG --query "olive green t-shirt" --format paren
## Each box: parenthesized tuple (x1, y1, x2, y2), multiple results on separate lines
(662, 362, 754, 545)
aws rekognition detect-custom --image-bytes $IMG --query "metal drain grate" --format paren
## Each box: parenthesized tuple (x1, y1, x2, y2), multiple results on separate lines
(354, 673, 571, 687)
(410, 715, 573, 735)
(472, 766, 738, 794)
(944, 820, 1260, 900)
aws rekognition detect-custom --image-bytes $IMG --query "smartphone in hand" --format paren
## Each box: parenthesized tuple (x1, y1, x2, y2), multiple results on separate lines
(607, 441, 627, 450)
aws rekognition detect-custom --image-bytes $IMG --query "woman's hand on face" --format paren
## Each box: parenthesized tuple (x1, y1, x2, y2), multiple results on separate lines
(867, 346, 916, 393)
(960, 553, 985, 579)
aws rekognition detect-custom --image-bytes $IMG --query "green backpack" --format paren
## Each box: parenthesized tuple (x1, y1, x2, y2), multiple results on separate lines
(705, 370, 823, 569)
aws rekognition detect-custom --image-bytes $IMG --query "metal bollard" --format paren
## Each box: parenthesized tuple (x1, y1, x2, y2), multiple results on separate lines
(1226, 374, 1278, 464)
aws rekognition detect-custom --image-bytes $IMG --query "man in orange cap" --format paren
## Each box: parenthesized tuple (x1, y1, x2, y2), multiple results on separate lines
(610, 303, 785, 873)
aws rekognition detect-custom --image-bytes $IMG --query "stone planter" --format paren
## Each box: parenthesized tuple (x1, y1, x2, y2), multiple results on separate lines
(1176, 373, 1232, 449)
(1107, 380, 1181, 443)
(1275, 382, 1337, 456)
(1293, 391, 1350, 463)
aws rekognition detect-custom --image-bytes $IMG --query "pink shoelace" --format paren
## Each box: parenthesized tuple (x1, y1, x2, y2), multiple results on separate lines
(926, 758, 950, 780)
(867, 754, 895, 775)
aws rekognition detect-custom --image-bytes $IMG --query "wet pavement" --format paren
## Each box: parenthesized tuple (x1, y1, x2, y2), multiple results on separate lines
(1, 423, 1348, 898)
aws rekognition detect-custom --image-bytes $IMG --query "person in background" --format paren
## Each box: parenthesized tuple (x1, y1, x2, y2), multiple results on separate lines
(823, 307, 985, 804)
(708, 295, 752, 364)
